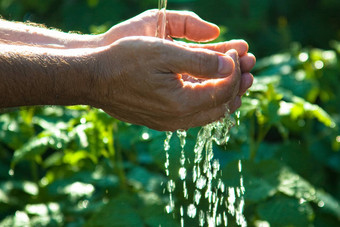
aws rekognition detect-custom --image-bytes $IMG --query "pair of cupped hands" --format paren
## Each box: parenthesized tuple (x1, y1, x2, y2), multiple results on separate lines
(94, 10, 255, 131)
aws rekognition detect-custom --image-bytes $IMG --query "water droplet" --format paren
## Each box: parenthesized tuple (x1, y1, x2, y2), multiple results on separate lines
(318, 200, 325, 207)
(141, 132, 150, 140)
(166, 203, 174, 213)
(194, 189, 201, 205)
(212, 159, 220, 178)
(177, 130, 187, 148)
(180, 206, 184, 227)
(223, 211, 228, 226)
(164, 132, 172, 151)
(8, 169, 14, 176)
(298, 52, 309, 62)
(179, 167, 187, 180)
(187, 204, 197, 218)
(216, 213, 222, 226)
(198, 210, 205, 227)
(102, 137, 108, 144)
(336, 135, 340, 143)
(183, 181, 188, 199)
(196, 176, 207, 189)
(167, 180, 175, 192)
(56, 142, 62, 149)
(314, 60, 324, 69)
(80, 117, 86, 124)
(227, 187, 236, 216)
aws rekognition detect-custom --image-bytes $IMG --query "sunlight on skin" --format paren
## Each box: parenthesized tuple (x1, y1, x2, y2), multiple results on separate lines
(0, 10, 255, 131)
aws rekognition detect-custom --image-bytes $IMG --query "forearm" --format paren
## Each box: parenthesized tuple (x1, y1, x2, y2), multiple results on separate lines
(0, 19, 106, 49)
(0, 44, 99, 108)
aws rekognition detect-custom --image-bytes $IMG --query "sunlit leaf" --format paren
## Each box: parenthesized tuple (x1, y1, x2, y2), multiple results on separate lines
(12, 137, 49, 167)
(257, 195, 314, 227)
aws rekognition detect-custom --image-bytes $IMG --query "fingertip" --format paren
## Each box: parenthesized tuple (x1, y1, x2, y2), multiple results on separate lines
(210, 23, 220, 40)
(240, 53, 256, 73)
(218, 54, 234, 77)
(249, 53, 256, 65)
(239, 73, 254, 96)
(229, 96, 242, 113)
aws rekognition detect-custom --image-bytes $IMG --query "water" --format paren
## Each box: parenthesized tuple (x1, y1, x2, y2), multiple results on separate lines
(157, 1, 246, 225)
(164, 131, 175, 213)
(156, 0, 168, 39)
(163, 112, 247, 226)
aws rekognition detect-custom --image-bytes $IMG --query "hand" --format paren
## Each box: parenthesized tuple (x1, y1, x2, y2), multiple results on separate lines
(103, 10, 254, 72)
(89, 36, 248, 131)
(102, 9, 220, 44)
(103, 9, 255, 99)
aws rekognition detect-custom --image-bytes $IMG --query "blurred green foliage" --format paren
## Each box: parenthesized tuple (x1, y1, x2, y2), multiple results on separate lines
(0, 0, 340, 226)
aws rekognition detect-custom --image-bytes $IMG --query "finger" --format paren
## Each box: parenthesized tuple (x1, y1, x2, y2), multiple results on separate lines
(228, 96, 242, 113)
(240, 53, 256, 72)
(166, 10, 220, 42)
(176, 49, 241, 112)
(238, 73, 254, 96)
(164, 40, 235, 79)
(180, 39, 249, 56)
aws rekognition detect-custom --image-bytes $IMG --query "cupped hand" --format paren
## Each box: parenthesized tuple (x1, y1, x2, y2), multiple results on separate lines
(103, 9, 220, 43)
(103, 9, 256, 96)
(103, 9, 255, 72)
(90, 36, 247, 131)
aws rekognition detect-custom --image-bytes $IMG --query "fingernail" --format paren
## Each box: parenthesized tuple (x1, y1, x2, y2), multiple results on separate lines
(218, 55, 233, 76)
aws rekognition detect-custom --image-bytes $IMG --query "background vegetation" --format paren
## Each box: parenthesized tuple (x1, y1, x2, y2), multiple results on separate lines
(0, 0, 340, 226)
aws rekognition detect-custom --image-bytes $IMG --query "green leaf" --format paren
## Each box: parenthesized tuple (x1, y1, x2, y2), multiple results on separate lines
(0, 114, 34, 150)
(12, 137, 49, 167)
(222, 160, 280, 202)
(277, 165, 340, 219)
(0, 211, 30, 227)
(257, 195, 314, 227)
(63, 150, 98, 165)
(291, 96, 336, 128)
(127, 166, 165, 192)
(85, 195, 144, 227)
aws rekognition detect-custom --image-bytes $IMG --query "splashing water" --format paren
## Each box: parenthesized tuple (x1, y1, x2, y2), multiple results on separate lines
(163, 112, 247, 226)
(157, 1, 246, 226)
(164, 131, 175, 213)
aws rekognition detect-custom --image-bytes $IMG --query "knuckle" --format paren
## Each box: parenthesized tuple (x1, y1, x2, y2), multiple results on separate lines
(194, 52, 218, 76)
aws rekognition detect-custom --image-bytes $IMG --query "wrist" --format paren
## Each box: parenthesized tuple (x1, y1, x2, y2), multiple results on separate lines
(54, 48, 105, 107)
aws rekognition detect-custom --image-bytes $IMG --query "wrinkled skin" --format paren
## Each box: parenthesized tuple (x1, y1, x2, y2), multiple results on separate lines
(91, 10, 256, 131)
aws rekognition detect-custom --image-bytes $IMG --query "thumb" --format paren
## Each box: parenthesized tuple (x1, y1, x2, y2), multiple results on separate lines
(164, 42, 235, 79)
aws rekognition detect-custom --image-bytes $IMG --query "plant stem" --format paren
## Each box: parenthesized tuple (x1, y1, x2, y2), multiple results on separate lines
(250, 121, 271, 161)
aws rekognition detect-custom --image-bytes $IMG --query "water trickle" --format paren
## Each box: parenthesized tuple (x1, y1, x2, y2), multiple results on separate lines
(177, 129, 188, 225)
(180, 206, 184, 227)
(194, 189, 201, 205)
(164, 132, 174, 214)
(156, 0, 168, 39)
(163, 114, 247, 226)
(157, 1, 247, 225)
(198, 210, 205, 227)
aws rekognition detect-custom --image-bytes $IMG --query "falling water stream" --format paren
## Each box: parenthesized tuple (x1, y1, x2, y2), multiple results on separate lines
(157, 1, 246, 226)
